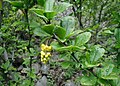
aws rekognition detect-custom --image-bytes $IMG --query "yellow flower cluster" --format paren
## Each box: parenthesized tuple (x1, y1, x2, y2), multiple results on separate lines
(40, 44, 52, 64)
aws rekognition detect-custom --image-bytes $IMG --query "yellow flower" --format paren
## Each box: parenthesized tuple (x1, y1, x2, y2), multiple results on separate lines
(46, 57, 50, 60)
(41, 44, 46, 51)
(40, 44, 52, 64)
(41, 54, 44, 58)
(46, 46, 52, 51)
(41, 51, 45, 56)
(45, 54, 49, 58)
(41, 58, 44, 62)
(46, 52, 51, 57)
(42, 61, 47, 64)
(43, 58, 47, 61)
(41, 44, 52, 51)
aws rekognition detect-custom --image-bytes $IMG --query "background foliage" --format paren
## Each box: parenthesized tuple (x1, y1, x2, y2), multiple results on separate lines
(0, 0, 120, 86)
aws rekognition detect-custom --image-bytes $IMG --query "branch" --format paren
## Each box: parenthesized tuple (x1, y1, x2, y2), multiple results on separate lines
(72, 0, 83, 28)
(98, 0, 108, 23)
(25, 8, 33, 84)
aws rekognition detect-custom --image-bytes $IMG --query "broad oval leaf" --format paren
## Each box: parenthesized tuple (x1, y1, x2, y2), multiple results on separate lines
(37, 0, 46, 7)
(61, 61, 71, 69)
(75, 32, 91, 46)
(34, 28, 50, 37)
(102, 73, 118, 80)
(82, 61, 101, 68)
(41, 24, 54, 35)
(51, 41, 84, 51)
(50, 41, 63, 50)
(56, 45, 81, 51)
(61, 16, 75, 36)
(0, 46, 4, 55)
(80, 75, 97, 85)
(54, 26, 66, 40)
(90, 45, 105, 62)
(10, 1, 24, 8)
(30, 8, 48, 21)
(114, 28, 120, 48)
(54, 2, 72, 14)
(44, 12, 56, 20)
(102, 64, 114, 76)
(45, 0, 55, 12)
(65, 30, 83, 39)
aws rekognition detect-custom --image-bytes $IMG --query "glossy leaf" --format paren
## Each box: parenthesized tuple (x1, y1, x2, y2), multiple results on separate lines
(9, 1, 24, 8)
(51, 41, 62, 50)
(0, 0, 2, 10)
(54, 26, 66, 40)
(0, 46, 4, 55)
(80, 75, 97, 85)
(54, 2, 72, 14)
(97, 79, 111, 86)
(30, 8, 48, 21)
(41, 24, 54, 35)
(75, 32, 91, 46)
(1, 60, 10, 70)
(112, 78, 120, 86)
(61, 16, 75, 36)
(95, 63, 118, 80)
(65, 30, 83, 38)
(61, 62, 71, 69)
(102, 73, 118, 80)
(43, 12, 56, 20)
(56, 45, 82, 51)
(30, 21, 40, 28)
(114, 28, 120, 48)
(45, 0, 55, 12)
(34, 28, 50, 37)
(82, 61, 101, 68)
(89, 45, 105, 62)
(37, 0, 46, 7)
(51, 41, 85, 51)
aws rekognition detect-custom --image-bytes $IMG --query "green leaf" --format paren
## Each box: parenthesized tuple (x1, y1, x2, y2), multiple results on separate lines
(95, 63, 118, 80)
(51, 41, 63, 50)
(30, 8, 48, 21)
(61, 62, 71, 69)
(30, 21, 40, 28)
(112, 78, 120, 86)
(0, 46, 4, 55)
(1, 60, 10, 70)
(57, 45, 82, 51)
(0, 0, 2, 10)
(102, 30, 113, 35)
(61, 16, 75, 36)
(9, 1, 24, 8)
(114, 28, 120, 48)
(37, 0, 46, 7)
(34, 28, 50, 37)
(102, 73, 118, 80)
(80, 75, 97, 85)
(82, 61, 101, 68)
(30, 8, 44, 15)
(75, 32, 91, 46)
(90, 45, 105, 62)
(97, 79, 111, 86)
(54, 26, 66, 40)
(54, 2, 72, 14)
(45, 0, 55, 12)
(44, 12, 56, 20)
(51, 41, 84, 51)
(65, 30, 83, 38)
(41, 24, 54, 35)
(102, 64, 114, 76)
